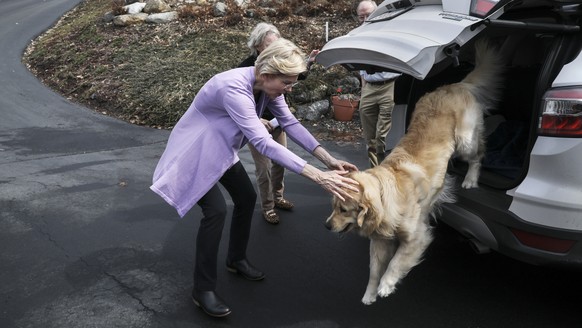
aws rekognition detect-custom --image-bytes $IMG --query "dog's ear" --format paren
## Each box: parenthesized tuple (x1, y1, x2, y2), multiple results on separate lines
(359, 175, 385, 226)
(356, 204, 368, 227)
(354, 173, 382, 228)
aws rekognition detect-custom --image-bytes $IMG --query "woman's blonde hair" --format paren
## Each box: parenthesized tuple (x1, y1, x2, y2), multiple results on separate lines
(247, 22, 280, 57)
(255, 38, 306, 77)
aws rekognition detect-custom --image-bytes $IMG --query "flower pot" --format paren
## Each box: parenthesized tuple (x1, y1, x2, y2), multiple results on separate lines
(331, 95, 359, 121)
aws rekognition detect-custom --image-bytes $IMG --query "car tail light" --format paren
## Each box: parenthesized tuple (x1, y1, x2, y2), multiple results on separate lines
(470, 0, 500, 17)
(511, 228, 576, 254)
(539, 87, 582, 137)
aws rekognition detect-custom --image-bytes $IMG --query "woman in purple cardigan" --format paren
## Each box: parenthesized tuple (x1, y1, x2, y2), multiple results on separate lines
(150, 38, 358, 317)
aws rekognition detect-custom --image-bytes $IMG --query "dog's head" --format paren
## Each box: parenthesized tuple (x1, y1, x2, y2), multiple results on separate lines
(324, 186, 364, 234)
(324, 170, 399, 237)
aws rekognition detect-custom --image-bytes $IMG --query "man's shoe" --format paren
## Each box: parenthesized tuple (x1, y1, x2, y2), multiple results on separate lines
(191, 290, 231, 318)
(263, 209, 280, 224)
(226, 259, 265, 281)
(274, 198, 294, 211)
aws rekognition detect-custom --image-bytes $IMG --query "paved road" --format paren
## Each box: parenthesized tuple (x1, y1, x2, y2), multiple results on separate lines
(2, 1, 581, 327)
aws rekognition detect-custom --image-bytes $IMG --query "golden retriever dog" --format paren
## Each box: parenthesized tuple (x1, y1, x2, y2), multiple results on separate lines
(325, 40, 502, 305)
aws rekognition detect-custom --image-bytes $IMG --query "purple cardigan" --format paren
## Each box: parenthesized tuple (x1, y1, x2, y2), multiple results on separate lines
(150, 67, 320, 217)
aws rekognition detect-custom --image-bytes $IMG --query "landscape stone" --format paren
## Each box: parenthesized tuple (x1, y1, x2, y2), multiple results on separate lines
(124, 2, 146, 14)
(146, 11, 178, 23)
(295, 100, 330, 121)
(143, 0, 171, 13)
(113, 13, 149, 26)
(214, 2, 226, 17)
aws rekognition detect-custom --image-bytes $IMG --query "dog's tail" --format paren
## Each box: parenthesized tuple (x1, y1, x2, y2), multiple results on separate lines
(461, 39, 504, 111)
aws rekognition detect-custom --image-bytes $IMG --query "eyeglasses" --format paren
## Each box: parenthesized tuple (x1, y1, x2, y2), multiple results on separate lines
(281, 80, 299, 91)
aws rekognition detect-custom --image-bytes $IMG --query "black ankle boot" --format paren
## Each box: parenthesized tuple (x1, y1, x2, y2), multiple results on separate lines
(191, 289, 231, 317)
(226, 259, 265, 281)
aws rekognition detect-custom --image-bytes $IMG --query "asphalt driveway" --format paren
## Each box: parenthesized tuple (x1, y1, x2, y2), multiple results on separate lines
(0, 1, 371, 327)
(2, 1, 582, 328)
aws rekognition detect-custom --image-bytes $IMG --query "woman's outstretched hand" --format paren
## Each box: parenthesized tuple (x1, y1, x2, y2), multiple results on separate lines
(324, 170, 359, 201)
(306, 168, 359, 201)
(303, 146, 360, 200)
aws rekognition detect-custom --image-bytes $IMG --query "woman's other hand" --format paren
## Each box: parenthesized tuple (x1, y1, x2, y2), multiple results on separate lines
(311, 146, 359, 173)
(260, 118, 274, 133)
(326, 158, 359, 173)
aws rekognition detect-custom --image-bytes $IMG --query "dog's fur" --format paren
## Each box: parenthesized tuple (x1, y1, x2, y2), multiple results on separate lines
(325, 41, 503, 305)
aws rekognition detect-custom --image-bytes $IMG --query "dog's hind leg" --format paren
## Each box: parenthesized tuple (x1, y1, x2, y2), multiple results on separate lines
(457, 104, 486, 189)
(462, 155, 483, 188)
(377, 223, 433, 298)
(362, 238, 395, 305)
(461, 122, 485, 189)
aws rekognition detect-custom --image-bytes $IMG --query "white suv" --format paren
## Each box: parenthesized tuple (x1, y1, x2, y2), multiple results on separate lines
(317, 0, 582, 266)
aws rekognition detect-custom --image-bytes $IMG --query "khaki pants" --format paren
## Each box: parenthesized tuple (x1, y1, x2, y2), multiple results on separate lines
(247, 128, 286, 212)
(359, 81, 395, 167)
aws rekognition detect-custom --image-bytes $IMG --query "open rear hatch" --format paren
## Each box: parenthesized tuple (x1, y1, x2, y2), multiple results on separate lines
(316, 0, 511, 80)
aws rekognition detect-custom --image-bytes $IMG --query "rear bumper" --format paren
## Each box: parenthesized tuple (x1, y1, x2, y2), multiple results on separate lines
(440, 198, 582, 268)
(509, 137, 582, 230)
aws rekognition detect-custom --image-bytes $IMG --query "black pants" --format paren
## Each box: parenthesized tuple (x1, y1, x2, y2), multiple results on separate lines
(194, 161, 257, 291)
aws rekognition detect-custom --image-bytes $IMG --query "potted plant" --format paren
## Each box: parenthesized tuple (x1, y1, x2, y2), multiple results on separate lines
(331, 87, 360, 121)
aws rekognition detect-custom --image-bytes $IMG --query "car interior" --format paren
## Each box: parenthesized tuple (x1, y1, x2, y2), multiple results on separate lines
(395, 2, 581, 191)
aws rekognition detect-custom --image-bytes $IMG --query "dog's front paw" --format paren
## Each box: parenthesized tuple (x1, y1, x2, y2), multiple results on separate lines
(361, 293, 377, 305)
(377, 281, 396, 298)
